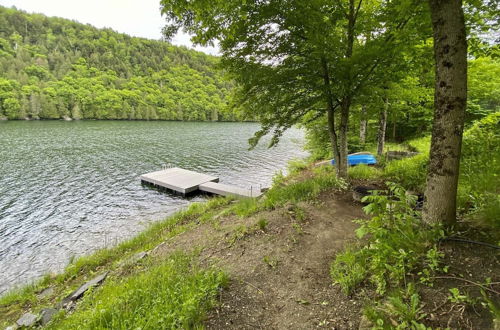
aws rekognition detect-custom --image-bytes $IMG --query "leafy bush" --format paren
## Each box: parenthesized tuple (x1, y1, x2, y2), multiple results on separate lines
(48, 253, 227, 329)
(331, 183, 443, 295)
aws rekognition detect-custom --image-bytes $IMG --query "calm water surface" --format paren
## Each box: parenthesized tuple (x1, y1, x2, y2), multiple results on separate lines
(0, 121, 307, 294)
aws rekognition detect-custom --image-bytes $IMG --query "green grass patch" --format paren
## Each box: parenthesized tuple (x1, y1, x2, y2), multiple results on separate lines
(383, 153, 429, 192)
(47, 253, 227, 329)
(262, 166, 346, 209)
(229, 165, 346, 218)
(348, 164, 382, 180)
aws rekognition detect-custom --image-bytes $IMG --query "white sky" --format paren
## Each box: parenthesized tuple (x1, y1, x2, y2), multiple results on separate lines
(0, 0, 219, 55)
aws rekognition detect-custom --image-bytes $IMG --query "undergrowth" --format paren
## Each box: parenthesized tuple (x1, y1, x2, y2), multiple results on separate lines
(330, 183, 444, 296)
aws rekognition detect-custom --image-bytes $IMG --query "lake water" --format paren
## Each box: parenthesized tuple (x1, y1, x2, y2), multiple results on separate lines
(0, 120, 307, 294)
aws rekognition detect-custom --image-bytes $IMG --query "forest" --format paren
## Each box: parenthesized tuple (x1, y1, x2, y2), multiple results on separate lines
(0, 6, 240, 121)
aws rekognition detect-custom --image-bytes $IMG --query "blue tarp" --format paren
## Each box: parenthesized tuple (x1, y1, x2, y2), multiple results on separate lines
(331, 153, 377, 166)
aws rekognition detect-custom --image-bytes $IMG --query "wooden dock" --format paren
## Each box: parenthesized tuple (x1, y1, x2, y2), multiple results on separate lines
(140, 167, 262, 198)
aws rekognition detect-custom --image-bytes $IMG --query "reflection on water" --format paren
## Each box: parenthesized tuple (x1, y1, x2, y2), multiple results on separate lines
(0, 120, 307, 294)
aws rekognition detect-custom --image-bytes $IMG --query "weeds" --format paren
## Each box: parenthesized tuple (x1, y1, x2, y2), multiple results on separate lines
(262, 255, 279, 269)
(47, 253, 227, 329)
(364, 283, 429, 329)
(256, 218, 268, 231)
(331, 183, 444, 295)
(228, 165, 346, 218)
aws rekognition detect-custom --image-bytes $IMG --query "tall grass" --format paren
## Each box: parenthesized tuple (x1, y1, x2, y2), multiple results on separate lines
(458, 113, 500, 228)
(348, 164, 382, 180)
(47, 253, 227, 329)
(230, 165, 347, 217)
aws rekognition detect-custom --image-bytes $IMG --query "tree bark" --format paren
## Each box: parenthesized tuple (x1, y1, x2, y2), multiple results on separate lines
(423, 0, 467, 225)
(360, 105, 367, 144)
(377, 97, 388, 156)
(338, 97, 350, 178)
(321, 57, 342, 176)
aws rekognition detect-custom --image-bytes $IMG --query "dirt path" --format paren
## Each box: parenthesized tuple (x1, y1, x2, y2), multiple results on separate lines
(204, 191, 365, 329)
(152, 189, 367, 329)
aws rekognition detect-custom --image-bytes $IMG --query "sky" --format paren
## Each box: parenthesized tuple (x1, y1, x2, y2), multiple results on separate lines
(0, 0, 219, 55)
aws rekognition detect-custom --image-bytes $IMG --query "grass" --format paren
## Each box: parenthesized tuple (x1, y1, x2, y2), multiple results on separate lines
(47, 253, 227, 329)
(0, 196, 234, 325)
(229, 165, 347, 218)
(348, 164, 382, 180)
(383, 153, 429, 192)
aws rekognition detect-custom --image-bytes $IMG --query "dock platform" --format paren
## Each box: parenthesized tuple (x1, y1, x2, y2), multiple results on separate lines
(140, 167, 261, 198)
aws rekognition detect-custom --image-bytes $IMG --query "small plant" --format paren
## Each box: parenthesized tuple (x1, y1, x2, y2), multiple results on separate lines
(330, 248, 367, 295)
(448, 288, 475, 304)
(262, 255, 278, 269)
(292, 222, 303, 235)
(256, 218, 268, 231)
(364, 283, 429, 330)
(227, 225, 249, 246)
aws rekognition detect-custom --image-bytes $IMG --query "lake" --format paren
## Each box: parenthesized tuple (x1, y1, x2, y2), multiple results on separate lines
(0, 120, 307, 294)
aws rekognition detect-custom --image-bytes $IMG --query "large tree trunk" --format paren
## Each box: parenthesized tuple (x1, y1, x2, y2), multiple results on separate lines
(359, 105, 367, 144)
(377, 98, 388, 156)
(423, 0, 467, 225)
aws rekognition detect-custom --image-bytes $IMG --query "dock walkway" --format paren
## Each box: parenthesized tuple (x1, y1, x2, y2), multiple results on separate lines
(140, 167, 261, 198)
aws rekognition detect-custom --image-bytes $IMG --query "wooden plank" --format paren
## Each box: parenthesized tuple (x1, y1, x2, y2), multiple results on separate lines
(140, 167, 218, 194)
(199, 182, 262, 198)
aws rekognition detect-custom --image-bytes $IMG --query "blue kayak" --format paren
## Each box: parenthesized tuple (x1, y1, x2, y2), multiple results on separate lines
(331, 153, 377, 166)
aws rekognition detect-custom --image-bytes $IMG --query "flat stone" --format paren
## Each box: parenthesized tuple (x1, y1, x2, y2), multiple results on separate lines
(16, 313, 38, 327)
(37, 286, 55, 299)
(358, 314, 373, 330)
(40, 308, 58, 325)
(132, 251, 148, 262)
(60, 272, 108, 307)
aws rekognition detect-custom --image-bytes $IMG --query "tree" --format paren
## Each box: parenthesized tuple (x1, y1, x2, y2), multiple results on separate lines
(161, 0, 426, 178)
(423, 0, 467, 225)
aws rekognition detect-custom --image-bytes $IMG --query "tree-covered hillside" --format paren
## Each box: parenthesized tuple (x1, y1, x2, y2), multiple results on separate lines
(0, 6, 238, 121)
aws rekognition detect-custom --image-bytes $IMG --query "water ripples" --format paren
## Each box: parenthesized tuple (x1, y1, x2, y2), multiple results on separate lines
(0, 120, 307, 294)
